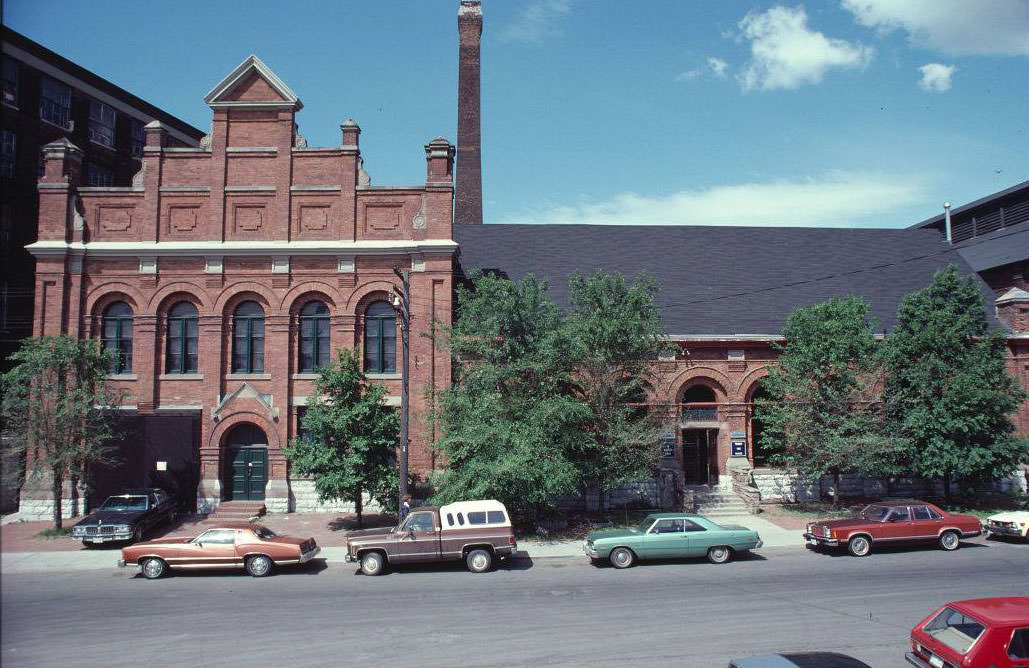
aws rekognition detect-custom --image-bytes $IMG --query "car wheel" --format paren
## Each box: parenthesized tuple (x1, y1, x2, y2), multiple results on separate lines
(707, 545, 732, 564)
(847, 535, 871, 557)
(465, 548, 493, 573)
(246, 555, 273, 577)
(939, 530, 960, 551)
(609, 547, 635, 569)
(360, 552, 385, 576)
(141, 557, 166, 579)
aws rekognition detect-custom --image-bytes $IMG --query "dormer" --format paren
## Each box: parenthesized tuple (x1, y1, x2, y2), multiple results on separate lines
(204, 55, 302, 150)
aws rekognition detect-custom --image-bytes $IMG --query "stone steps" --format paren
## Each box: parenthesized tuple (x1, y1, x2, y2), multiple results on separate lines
(203, 501, 265, 524)
(686, 485, 752, 517)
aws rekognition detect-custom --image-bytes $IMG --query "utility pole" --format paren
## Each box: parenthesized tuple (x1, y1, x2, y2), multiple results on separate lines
(392, 267, 410, 500)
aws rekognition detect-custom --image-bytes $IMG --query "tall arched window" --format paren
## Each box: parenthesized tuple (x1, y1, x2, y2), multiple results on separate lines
(363, 300, 396, 373)
(232, 301, 265, 373)
(166, 301, 198, 374)
(102, 301, 133, 374)
(298, 300, 330, 372)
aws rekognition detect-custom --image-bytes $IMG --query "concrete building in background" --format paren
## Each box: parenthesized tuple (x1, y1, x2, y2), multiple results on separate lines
(1, 27, 204, 373)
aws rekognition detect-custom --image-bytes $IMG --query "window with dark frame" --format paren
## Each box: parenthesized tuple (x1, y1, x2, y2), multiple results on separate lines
(85, 163, 113, 187)
(88, 100, 116, 148)
(231, 301, 265, 373)
(102, 301, 133, 374)
(130, 119, 144, 158)
(165, 301, 198, 374)
(39, 76, 71, 129)
(296, 406, 311, 442)
(298, 300, 330, 372)
(363, 300, 396, 373)
(2, 57, 18, 107)
(0, 129, 14, 178)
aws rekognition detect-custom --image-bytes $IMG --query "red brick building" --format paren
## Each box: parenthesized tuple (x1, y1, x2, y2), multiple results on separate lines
(21, 55, 456, 517)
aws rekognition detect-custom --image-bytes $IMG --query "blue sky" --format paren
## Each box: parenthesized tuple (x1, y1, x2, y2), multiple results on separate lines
(6, 0, 1028, 228)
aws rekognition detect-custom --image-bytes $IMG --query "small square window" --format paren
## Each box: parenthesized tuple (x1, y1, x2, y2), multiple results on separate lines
(85, 163, 113, 187)
(487, 511, 506, 524)
(2, 57, 18, 107)
(467, 511, 487, 525)
(39, 76, 72, 129)
(130, 119, 144, 157)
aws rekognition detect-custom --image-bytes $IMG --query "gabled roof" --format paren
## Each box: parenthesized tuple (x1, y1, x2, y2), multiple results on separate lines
(454, 224, 1002, 336)
(204, 54, 302, 110)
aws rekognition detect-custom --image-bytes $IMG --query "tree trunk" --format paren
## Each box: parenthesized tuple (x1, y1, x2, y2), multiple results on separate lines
(51, 465, 63, 529)
(355, 490, 363, 529)
(942, 474, 952, 504)
(832, 472, 841, 510)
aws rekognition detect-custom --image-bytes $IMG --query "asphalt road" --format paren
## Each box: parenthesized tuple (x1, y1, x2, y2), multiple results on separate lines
(2, 540, 1027, 668)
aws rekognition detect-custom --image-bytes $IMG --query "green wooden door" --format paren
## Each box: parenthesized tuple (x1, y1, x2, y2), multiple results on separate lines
(229, 446, 267, 500)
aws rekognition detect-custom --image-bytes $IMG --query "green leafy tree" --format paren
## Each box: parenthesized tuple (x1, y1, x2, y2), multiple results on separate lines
(882, 266, 1029, 501)
(432, 273, 588, 526)
(566, 270, 669, 504)
(1, 336, 121, 528)
(283, 349, 398, 527)
(756, 296, 901, 508)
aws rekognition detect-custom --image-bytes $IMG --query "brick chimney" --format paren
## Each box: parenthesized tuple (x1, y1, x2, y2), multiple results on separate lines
(455, 0, 483, 225)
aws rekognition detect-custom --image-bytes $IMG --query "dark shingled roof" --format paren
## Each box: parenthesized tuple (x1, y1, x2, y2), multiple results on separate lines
(953, 220, 1029, 272)
(454, 224, 1001, 336)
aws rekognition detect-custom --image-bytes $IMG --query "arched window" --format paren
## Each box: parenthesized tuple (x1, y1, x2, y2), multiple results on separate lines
(101, 301, 133, 374)
(298, 300, 330, 372)
(166, 301, 198, 374)
(363, 300, 396, 373)
(681, 384, 717, 421)
(232, 301, 265, 373)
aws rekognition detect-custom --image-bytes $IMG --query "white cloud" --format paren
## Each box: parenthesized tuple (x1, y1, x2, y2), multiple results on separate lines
(842, 0, 1029, 56)
(918, 63, 955, 92)
(677, 57, 730, 82)
(499, 0, 571, 44)
(498, 172, 929, 227)
(737, 5, 874, 91)
(707, 57, 729, 77)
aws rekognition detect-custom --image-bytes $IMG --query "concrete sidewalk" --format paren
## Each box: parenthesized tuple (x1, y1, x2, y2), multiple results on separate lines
(0, 515, 803, 574)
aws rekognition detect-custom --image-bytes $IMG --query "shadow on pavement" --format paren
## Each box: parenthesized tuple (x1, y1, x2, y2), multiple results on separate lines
(805, 539, 989, 558)
(129, 558, 328, 579)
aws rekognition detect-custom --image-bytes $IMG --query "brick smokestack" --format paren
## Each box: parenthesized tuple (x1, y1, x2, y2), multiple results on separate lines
(455, 0, 483, 225)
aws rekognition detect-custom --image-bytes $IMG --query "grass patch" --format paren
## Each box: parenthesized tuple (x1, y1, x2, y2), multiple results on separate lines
(766, 503, 858, 519)
(36, 527, 74, 539)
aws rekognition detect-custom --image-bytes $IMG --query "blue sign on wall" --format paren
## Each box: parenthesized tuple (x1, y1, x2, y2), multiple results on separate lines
(661, 433, 676, 458)
(731, 440, 747, 457)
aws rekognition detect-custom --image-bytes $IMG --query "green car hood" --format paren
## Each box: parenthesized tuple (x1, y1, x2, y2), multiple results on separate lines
(586, 528, 638, 542)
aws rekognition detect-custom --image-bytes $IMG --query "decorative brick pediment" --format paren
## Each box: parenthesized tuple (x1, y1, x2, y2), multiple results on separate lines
(213, 382, 278, 422)
(204, 55, 302, 111)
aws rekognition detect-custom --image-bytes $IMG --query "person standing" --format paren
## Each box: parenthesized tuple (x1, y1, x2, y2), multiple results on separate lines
(399, 495, 411, 523)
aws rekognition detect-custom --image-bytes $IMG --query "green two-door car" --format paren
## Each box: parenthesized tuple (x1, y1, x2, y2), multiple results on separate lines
(583, 513, 763, 568)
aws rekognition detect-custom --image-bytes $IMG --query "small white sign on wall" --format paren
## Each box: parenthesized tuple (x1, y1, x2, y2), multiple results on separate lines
(156, 461, 168, 471)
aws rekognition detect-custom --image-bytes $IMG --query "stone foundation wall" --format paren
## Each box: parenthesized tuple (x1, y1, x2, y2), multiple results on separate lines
(289, 479, 384, 514)
(18, 496, 87, 521)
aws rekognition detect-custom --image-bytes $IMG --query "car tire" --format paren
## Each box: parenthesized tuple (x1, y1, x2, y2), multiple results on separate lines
(141, 557, 166, 579)
(939, 530, 960, 551)
(847, 535, 871, 557)
(245, 555, 273, 577)
(707, 545, 732, 564)
(609, 547, 635, 569)
(360, 551, 385, 576)
(465, 548, 493, 573)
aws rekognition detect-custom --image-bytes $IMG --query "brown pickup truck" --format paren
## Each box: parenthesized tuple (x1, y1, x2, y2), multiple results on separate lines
(344, 499, 517, 575)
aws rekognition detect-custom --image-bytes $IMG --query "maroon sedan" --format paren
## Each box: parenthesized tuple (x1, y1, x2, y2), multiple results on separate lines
(803, 500, 981, 557)
(119, 522, 319, 578)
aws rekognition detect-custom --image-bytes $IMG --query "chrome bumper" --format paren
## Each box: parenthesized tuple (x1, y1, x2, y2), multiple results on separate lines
(803, 533, 840, 547)
(985, 524, 1025, 537)
(299, 546, 321, 563)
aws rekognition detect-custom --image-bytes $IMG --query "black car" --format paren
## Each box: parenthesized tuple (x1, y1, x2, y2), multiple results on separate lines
(70, 488, 176, 546)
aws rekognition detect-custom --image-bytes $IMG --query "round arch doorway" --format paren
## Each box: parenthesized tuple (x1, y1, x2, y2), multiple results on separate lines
(224, 423, 268, 501)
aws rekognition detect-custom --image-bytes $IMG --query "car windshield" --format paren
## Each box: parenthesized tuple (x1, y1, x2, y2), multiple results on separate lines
(99, 495, 147, 511)
(636, 517, 656, 533)
(253, 527, 277, 539)
(858, 505, 890, 521)
(923, 607, 986, 655)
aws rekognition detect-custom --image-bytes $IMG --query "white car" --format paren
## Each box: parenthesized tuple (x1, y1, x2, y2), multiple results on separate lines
(982, 510, 1029, 540)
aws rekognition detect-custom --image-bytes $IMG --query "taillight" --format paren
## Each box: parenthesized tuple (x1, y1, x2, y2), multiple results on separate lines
(509, 536, 516, 545)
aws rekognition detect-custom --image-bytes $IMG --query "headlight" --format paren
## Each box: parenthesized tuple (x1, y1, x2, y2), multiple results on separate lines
(113, 524, 131, 532)
(71, 526, 86, 536)
(823, 526, 831, 538)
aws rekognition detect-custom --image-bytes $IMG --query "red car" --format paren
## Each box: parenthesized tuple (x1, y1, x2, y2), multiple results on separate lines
(119, 523, 319, 578)
(906, 598, 1029, 668)
(803, 499, 982, 557)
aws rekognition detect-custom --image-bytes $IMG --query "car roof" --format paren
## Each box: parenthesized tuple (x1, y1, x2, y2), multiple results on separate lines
(948, 598, 1029, 626)
(120, 488, 166, 495)
(645, 513, 708, 520)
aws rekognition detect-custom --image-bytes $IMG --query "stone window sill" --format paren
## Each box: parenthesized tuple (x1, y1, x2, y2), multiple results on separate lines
(159, 374, 204, 381)
(106, 374, 137, 381)
(292, 373, 319, 380)
(225, 373, 271, 380)
(365, 372, 401, 380)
